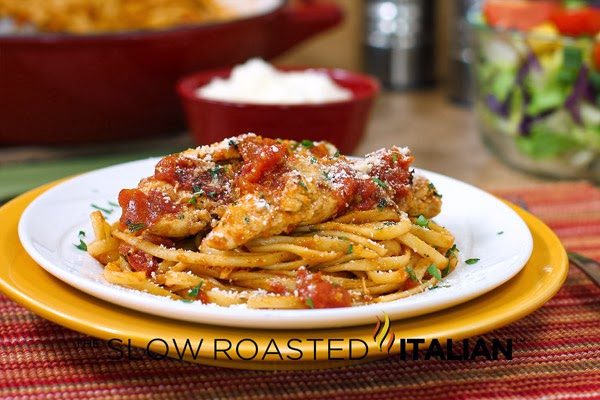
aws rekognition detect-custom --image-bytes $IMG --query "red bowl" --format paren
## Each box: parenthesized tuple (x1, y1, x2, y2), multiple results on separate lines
(0, 0, 342, 145)
(176, 67, 380, 153)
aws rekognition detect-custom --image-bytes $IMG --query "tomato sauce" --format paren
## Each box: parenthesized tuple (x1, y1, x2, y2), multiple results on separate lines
(402, 278, 420, 291)
(195, 290, 209, 304)
(118, 243, 159, 277)
(328, 150, 413, 213)
(118, 188, 180, 231)
(236, 136, 288, 193)
(144, 233, 175, 248)
(329, 164, 381, 213)
(309, 143, 331, 158)
(154, 155, 197, 191)
(369, 151, 414, 202)
(269, 281, 288, 295)
(296, 268, 352, 308)
(154, 155, 231, 202)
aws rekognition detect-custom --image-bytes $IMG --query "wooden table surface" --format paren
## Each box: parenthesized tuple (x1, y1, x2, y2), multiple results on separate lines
(357, 90, 545, 189)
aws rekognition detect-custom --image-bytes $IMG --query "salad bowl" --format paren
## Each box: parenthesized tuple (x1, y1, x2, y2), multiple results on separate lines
(471, 0, 600, 181)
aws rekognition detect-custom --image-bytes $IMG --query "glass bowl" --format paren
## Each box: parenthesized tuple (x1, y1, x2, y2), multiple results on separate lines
(469, 12, 600, 181)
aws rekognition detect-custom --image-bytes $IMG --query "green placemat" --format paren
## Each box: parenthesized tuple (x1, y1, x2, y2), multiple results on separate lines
(0, 135, 193, 201)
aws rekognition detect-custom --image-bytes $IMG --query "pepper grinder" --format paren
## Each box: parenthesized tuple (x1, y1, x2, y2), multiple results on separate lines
(447, 0, 481, 104)
(364, 0, 436, 90)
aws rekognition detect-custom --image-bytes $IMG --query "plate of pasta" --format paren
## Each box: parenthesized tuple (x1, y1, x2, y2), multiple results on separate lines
(18, 134, 533, 329)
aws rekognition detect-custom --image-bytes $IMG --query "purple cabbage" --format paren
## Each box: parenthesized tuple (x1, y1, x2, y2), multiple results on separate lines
(517, 52, 541, 84)
(519, 110, 553, 136)
(485, 94, 509, 117)
(518, 52, 541, 104)
(565, 65, 589, 125)
(485, 52, 540, 118)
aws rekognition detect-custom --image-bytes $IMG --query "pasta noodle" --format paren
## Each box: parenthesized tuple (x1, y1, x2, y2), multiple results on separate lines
(88, 209, 458, 309)
(85, 135, 459, 309)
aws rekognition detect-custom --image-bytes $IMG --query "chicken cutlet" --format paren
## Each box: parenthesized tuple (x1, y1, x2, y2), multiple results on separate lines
(117, 134, 442, 250)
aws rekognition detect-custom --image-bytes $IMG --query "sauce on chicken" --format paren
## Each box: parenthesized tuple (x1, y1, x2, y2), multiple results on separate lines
(116, 133, 440, 248)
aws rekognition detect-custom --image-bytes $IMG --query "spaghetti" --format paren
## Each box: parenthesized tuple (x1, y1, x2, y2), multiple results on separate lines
(87, 134, 458, 309)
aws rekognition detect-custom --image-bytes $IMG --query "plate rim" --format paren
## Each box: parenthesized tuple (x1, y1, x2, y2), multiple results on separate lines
(16, 160, 534, 329)
(0, 181, 568, 369)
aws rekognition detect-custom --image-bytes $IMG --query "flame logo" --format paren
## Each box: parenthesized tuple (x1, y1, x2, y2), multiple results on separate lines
(372, 313, 395, 353)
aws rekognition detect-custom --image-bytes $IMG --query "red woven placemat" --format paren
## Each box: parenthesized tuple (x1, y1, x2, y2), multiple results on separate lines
(1, 182, 599, 399)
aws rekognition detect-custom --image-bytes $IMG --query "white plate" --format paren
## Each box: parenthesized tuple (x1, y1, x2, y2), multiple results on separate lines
(18, 158, 533, 329)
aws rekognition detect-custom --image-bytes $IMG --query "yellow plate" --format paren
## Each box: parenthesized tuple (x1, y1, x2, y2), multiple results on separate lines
(0, 182, 569, 370)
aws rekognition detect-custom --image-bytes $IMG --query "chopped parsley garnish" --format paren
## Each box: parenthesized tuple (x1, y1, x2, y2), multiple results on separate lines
(188, 187, 204, 205)
(91, 203, 113, 214)
(126, 221, 146, 233)
(347, 244, 354, 254)
(415, 215, 429, 228)
(430, 283, 451, 290)
(297, 180, 307, 190)
(207, 191, 217, 199)
(392, 153, 398, 163)
(497, 231, 504, 235)
(244, 216, 250, 224)
(445, 244, 459, 258)
(442, 266, 451, 277)
(209, 165, 223, 179)
(310, 156, 317, 164)
(372, 177, 388, 188)
(465, 258, 480, 265)
(333, 151, 340, 158)
(305, 297, 315, 309)
(74, 231, 87, 251)
(108, 201, 120, 208)
(181, 299, 194, 303)
(405, 266, 419, 282)
(301, 139, 314, 148)
(188, 281, 204, 298)
(228, 139, 238, 148)
(428, 182, 442, 198)
(377, 198, 388, 210)
(74, 239, 87, 251)
(427, 264, 442, 280)
(323, 171, 331, 181)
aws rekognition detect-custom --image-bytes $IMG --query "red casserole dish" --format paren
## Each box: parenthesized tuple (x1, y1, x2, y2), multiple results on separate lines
(177, 67, 380, 154)
(0, 0, 342, 145)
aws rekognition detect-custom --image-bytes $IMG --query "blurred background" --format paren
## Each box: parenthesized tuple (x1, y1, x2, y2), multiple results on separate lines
(2, 0, 600, 202)
(277, 0, 452, 84)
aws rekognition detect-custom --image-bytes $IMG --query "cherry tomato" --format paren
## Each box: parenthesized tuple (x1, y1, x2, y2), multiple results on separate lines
(483, 0, 560, 31)
(551, 7, 600, 36)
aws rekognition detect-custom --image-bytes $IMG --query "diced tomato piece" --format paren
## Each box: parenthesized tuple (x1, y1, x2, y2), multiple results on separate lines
(118, 244, 159, 277)
(196, 290, 209, 304)
(483, 0, 560, 31)
(236, 136, 288, 192)
(296, 268, 352, 308)
(118, 188, 180, 230)
(551, 7, 600, 36)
